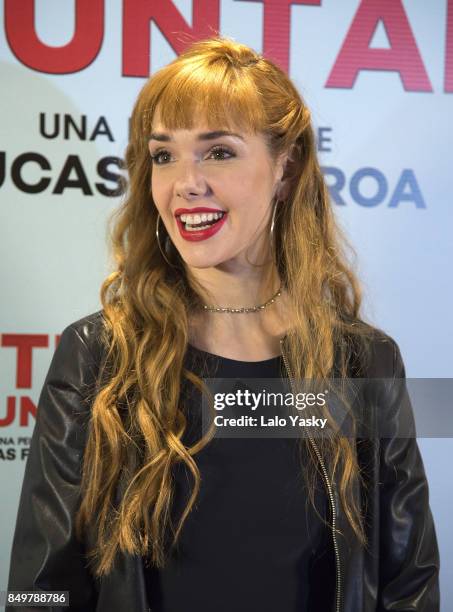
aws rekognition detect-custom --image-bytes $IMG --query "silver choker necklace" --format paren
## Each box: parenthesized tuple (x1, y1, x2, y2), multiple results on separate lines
(202, 283, 283, 314)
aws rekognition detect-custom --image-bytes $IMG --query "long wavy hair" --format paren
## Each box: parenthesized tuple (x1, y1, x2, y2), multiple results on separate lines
(75, 35, 378, 576)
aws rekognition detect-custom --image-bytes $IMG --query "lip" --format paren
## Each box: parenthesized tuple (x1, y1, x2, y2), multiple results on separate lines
(176, 211, 228, 242)
(174, 207, 226, 217)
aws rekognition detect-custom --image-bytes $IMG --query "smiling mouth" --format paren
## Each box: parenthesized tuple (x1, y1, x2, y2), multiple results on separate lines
(179, 211, 226, 231)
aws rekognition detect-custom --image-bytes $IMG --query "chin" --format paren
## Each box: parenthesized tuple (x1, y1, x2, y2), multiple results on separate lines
(179, 253, 219, 269)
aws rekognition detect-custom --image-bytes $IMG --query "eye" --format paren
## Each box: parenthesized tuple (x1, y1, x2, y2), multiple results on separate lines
(150, 149, 171, 165)
(150, 145, 235, 165)
(208, 145, 235, 161)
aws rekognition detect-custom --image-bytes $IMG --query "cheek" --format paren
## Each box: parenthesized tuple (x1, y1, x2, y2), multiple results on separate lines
(150, 175, 169, 208)
(229, 170, 275, 210)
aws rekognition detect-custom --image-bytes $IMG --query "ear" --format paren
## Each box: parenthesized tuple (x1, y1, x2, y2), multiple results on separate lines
(274, 143, 299, 201)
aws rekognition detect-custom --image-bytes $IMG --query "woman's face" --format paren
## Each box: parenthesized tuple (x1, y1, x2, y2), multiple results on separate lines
(148, 114, 287, 273)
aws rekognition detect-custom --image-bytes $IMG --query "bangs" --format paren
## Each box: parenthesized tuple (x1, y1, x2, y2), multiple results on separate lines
(142, 57, 266, 136)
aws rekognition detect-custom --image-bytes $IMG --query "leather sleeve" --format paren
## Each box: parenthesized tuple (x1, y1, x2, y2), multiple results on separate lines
(377, 340, 440, 611)
(6, 324, 99, 612)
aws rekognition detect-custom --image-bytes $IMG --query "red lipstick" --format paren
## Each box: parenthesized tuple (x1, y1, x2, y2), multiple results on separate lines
(175, 208, 228, 242)
(174, 207, 225, 216)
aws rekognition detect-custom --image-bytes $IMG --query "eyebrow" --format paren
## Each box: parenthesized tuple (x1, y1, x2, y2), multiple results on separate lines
(149, 130, 245, 142)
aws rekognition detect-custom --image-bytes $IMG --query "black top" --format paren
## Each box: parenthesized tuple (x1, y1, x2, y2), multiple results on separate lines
(144, 344, 329, 612)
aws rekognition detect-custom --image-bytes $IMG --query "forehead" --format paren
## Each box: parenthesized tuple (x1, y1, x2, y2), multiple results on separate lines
(147, 105, 272, 152)
(150, 102, 256, 138)
(149, 125, 248, 144)
(149, 117, 257, 148)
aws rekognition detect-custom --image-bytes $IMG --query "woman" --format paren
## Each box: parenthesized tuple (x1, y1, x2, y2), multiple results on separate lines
(7, 36, 439, 611)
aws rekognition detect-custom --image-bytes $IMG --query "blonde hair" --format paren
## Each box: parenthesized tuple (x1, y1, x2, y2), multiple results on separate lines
(75, 35, 376, 576)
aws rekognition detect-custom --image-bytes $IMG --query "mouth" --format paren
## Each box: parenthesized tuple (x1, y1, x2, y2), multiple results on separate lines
(177, 210, 227, 231)
(175, 210, 228, 242)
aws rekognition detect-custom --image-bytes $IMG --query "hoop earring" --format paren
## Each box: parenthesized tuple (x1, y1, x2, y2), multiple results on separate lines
(155, 212, 179, 268)
(270, 199, 280, 265)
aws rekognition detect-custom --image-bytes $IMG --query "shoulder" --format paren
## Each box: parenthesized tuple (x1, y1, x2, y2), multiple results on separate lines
(341, 321, 411, 438)
(37, 311, 108, 409)
(342, 320, 406, 379)
(68, 309, 105, 334)
(61, 309, 108, 366)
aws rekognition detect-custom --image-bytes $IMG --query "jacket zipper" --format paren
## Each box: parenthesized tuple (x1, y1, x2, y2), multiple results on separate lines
(279, 338, 342, 612)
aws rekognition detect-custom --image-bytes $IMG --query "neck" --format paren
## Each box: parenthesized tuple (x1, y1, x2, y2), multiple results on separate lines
(186, 262, 281, 311)
(185, 263, 292, 352)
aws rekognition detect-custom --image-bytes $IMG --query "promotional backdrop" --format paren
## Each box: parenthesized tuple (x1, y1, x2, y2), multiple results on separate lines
(1, 0, 452, 608)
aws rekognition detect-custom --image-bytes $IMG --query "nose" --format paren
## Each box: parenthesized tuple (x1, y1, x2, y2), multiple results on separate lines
(174, 159, 209, 199)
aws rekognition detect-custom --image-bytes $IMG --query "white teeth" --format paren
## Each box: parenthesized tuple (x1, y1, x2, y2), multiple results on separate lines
(180, 211, 225, 230)
(180, 211, 224, 224)
(185, 224, 213, 231)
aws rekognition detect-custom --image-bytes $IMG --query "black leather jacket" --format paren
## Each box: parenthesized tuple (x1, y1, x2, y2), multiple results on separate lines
(7, 311, 440, 611)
